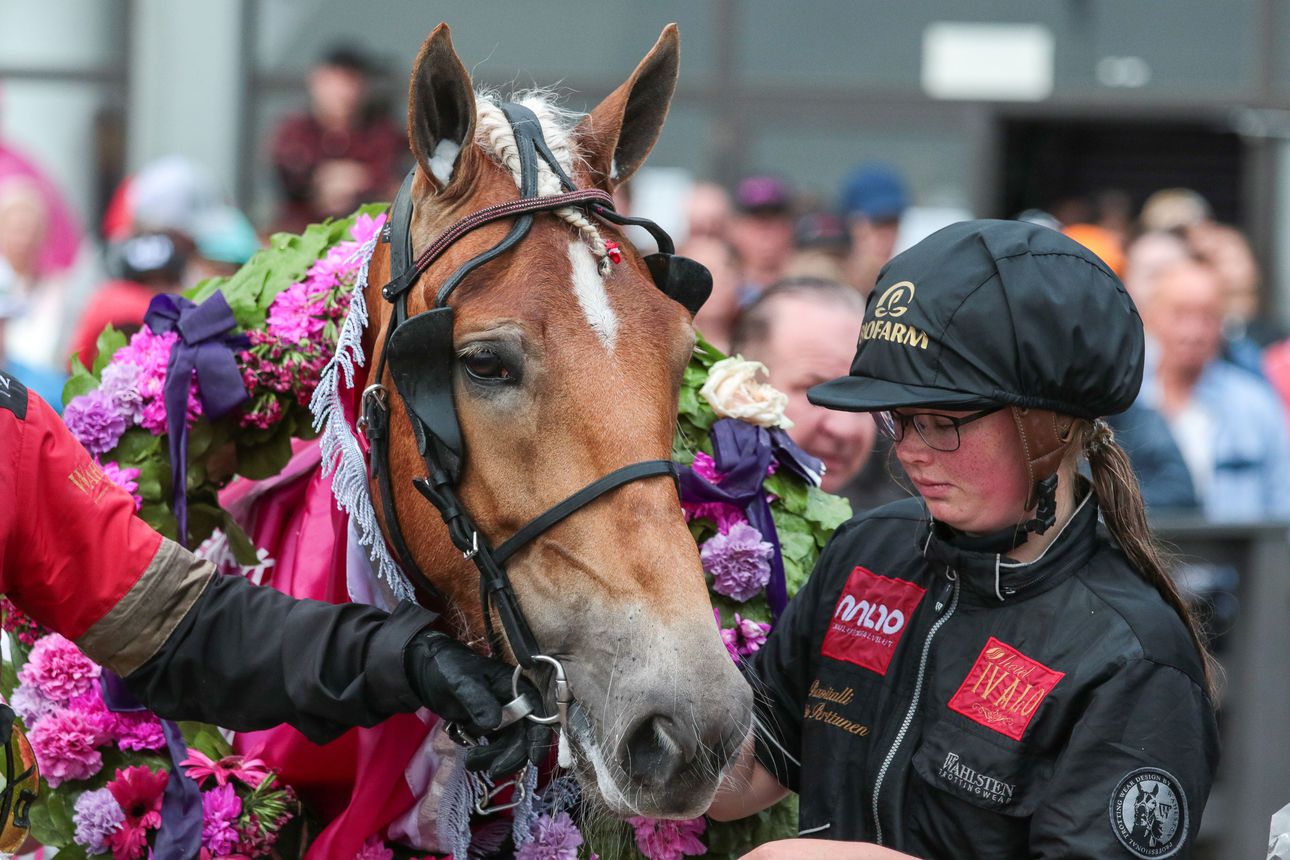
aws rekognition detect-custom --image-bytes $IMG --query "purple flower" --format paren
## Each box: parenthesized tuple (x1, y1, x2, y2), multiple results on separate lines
(718, 611, 771, 661)
(700, 522, 773, 602)
(627, 816, 707, 860)
(516, 811, 583, 860)
(115, 328, 203, 435)
(28, 708, 104, 786)
(63, 389, 128, 456)
(201, 783, 243, 855)
(10, 682, 56, 726)
(100, 461, 143, 510)
(18, 633, 100, 704)
(73, 786, 125, 853)
(99, 360, 144, 423)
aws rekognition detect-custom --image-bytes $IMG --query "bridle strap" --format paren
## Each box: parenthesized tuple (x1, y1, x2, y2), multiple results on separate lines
(493, 460, 677, 565)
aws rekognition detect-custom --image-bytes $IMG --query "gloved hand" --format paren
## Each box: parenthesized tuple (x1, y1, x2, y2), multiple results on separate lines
(404, 630, 552, 777)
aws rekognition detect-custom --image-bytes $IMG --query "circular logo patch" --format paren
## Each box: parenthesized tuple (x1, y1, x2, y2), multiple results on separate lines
(1109, 768, 1187, 858)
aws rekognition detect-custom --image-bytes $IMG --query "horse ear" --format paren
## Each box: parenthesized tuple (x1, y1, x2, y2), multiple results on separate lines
(575, 23, 680, 190)
(408, 23, 480, 193)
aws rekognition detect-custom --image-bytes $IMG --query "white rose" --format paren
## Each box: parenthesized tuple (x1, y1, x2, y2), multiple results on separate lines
(699, 356, 794, 429)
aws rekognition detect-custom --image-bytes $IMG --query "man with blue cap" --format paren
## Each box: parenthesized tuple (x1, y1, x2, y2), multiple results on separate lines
(841, 163, 909, 297)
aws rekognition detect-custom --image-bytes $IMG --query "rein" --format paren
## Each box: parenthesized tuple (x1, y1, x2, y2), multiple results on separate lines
(359, 103, 709, 731)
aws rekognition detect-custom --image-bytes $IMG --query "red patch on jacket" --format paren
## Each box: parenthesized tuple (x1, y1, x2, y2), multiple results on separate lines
(948, 637, 1065, 741)
(820, 567, 925, 675)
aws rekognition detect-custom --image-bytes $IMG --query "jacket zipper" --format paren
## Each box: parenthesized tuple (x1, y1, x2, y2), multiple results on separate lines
(871, 572, 959, 846)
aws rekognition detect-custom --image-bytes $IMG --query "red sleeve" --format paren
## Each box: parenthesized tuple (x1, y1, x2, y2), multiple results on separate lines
(0, 377, 161, 639)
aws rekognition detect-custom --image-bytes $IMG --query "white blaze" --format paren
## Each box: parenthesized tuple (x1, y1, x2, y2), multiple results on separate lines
(567, 241, 619, 349)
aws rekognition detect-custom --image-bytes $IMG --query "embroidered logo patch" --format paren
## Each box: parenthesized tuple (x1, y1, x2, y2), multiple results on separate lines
(1109, 768, 1187, 858)
(947, 637, 1064, 741)
(820, 567, 925, 675)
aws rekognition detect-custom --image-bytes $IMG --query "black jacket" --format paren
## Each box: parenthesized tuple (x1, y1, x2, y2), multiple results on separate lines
(750, 495, 1219, 859)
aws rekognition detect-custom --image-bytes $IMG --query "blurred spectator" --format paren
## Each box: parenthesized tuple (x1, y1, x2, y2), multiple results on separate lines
(1106, 401, 1199, 513)
(840, 162, 908, 295)
(0, 177, 74, 371)
(1061, 223, 1125, 277)
(728, 175, 795, 298)
(682, 235, 742, 353)
(1138, 260, 1290, 520)
(1123, 230, 1191, 309)
(269, 45, 405, 233)
(0, 134, 82, 276)
(731, 278, 892, 505)
(1140, 187, 1212, 235)
(1188, 223, 1285, 374)
(683, 181, 732, 242)
(783, 210, 849, 284)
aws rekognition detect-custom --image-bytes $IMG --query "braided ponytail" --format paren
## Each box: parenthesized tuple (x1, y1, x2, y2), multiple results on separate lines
(1081, 419, 1220, 700)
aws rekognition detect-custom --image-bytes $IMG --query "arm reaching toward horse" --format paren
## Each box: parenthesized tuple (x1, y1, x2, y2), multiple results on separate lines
(0, 376, 539, 765)
(708, 738, 790, 821)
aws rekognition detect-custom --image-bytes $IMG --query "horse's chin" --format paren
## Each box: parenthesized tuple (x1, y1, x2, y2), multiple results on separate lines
(563, 703, 720, 820)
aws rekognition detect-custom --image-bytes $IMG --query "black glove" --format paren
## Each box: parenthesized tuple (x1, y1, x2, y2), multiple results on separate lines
(403, 630, 551, 777)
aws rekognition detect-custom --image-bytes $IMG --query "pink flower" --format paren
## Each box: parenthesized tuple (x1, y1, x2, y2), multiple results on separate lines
(18, 633, 101, 704)
(28, 709, 104, 786)
(100, 461, 143, 510)
(181, 749, 272, 789)
(716, 611, 771, 661)
(682, 500, 747, 534)
(201, 783, 243, 855)
(350, 212, 387, 246)
(116, 328, 203, 435)
(354, 835, 395, 860)
(627, 816, 707, 860)
(107, 765, 169, 860)
(266, 281, 327, 345)
(691, 451, 724, 484)
(10, 683, 56, 726)
(114, 711, 167, 751)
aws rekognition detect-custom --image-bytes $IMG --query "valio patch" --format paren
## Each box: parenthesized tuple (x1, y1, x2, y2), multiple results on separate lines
(947, 637, 1064, 741)
(820, 566, 925, 675)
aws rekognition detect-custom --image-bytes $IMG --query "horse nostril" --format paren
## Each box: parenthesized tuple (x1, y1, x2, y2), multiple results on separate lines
(622, 714, 698, 785)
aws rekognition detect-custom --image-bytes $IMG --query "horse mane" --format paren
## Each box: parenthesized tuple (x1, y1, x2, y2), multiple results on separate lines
(473, 90, 612, 274)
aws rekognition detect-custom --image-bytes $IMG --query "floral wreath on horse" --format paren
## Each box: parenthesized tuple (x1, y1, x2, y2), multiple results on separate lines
(0, 23, 851, 860)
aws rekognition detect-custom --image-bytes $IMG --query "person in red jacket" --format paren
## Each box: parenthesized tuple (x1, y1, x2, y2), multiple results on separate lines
(0, 371, 545, 787)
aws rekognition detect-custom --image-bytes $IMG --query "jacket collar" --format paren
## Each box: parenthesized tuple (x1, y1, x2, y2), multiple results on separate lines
(920, 490, 1099, 605)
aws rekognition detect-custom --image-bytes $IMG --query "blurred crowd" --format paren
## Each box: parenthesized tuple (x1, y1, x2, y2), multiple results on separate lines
(3, 44, 1290, 525)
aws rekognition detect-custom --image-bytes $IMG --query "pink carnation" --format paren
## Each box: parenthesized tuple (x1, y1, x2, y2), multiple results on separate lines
(718, 611, 771, 660)
(354, 835, 395, 860)
(266, 281, 327, 344)
(28, 709, 104, 787)
(627, 816, 707, 860)
(691, 451, 724, 484)
(350, 211, 387, 246)
(116, 328, 203, 434)
(100, 460, 143, 510)
(18, 633, 101, 704)
(114, 711, 167, 751)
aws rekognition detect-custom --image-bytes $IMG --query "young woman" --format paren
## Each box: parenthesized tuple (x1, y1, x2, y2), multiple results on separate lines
(710, 220, 1219, 859)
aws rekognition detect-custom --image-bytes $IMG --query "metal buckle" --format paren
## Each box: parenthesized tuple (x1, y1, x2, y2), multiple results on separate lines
(462, 530, 479, 560)
(512, 654, 572, 728)
(356, 383, 388, 435)
(471, 764, 529, 816)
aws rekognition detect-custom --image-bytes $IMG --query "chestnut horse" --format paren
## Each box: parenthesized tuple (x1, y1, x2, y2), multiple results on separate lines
(352, 23, 750, 820)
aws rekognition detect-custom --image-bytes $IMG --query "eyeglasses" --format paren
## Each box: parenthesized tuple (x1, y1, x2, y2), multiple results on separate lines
(874, 407, 1003, 453)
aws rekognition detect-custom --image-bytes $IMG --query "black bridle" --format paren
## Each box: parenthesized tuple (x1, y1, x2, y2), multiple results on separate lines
(361, 103, 711, 697)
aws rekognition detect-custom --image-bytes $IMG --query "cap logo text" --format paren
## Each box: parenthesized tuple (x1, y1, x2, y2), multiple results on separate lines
(862, 281, 928, 349)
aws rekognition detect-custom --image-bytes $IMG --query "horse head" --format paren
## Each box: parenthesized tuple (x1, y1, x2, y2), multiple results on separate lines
(361, 23, 752, 818)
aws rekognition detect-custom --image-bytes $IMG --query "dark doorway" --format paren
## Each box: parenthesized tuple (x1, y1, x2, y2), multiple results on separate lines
(997, 118, 1245, 227)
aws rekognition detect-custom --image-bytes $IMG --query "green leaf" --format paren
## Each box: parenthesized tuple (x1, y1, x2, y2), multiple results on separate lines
(27, 787, 75, 847)
(90, 324, 127, 375)
(178, 720, 234, 760)
(187, 502, 224, 547)
(763, 471, 808, 514)
(136, 456, 169, 502)
(235, 423, 293, 479)
(109, 427, 161, 463)
(139, 502, 179, 540)
(61, 358, 98, 407)
(0, 631, 20, 702)
(222, 512, 262, 566)
(804, 485, 853, 532)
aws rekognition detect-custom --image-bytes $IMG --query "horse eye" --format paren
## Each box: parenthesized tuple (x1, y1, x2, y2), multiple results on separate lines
(461, 349, 512, 382)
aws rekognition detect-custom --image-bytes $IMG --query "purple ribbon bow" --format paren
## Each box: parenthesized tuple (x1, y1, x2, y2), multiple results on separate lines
(677, 418, 824, 620)
(101, 672, 202, 858)
(145, 292, 249, 545)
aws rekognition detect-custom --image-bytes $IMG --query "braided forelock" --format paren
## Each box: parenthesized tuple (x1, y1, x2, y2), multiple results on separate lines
(474, 91, 611, 274)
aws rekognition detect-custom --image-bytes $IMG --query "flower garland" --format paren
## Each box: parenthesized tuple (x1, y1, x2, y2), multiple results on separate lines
(14, 207, 851, 859)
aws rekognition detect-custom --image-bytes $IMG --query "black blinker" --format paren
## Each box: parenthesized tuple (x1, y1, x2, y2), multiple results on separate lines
(386, 306, 464, 481)
(645, 253, 712, 316)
